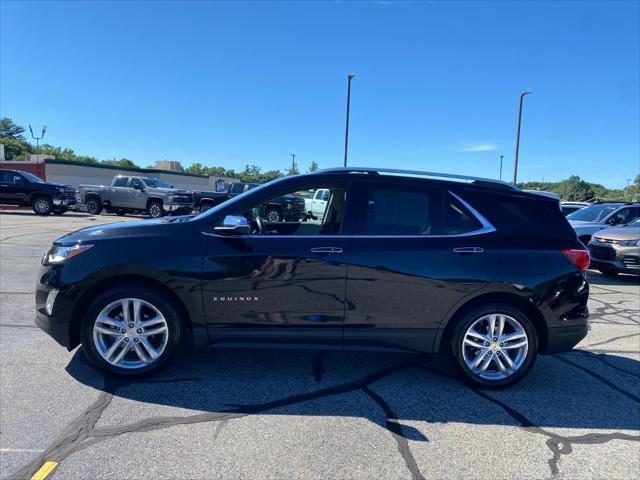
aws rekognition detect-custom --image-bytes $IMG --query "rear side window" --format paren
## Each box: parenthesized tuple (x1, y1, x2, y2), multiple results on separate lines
(363, 185, 441, 235)
(113, 177, 129, 187)
(443, 193, 483, 234)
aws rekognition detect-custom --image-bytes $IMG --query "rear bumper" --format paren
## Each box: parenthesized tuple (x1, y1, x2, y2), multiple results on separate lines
(544, 324, 589, 354)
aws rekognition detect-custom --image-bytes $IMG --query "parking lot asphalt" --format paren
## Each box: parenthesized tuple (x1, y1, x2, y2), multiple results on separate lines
(1, 211, 639, 480)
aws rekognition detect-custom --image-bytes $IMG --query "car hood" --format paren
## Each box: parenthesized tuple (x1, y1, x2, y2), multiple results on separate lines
(147, 187, 192, 195)
(592, 225, 640, 241)
(54, 216, 193, 245)
(569, 220, 602, 227)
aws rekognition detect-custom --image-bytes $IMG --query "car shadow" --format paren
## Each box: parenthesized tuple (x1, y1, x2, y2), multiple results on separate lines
(65, 346, 640, 438)
(586, 270, 640, 285)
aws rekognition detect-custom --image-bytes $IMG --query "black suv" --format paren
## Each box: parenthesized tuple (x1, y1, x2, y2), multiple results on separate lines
(35, 167, 590, 388)
(0, 169, 76, 215)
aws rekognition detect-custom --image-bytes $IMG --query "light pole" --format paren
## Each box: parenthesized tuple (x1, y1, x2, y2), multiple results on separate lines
(343, 73, 355, 167)
(29, 124, 47, 154)
(626, 178, 631, 201)
(512, 91, 531, 185)
(499, 155, 504, 181)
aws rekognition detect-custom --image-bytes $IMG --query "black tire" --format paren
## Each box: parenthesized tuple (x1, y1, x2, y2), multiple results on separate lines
(200, 203, 213, 213)
(450, 303, 538, 389)
(265, 207, 282, 223)
(86, 197, 103, 215)
(599, 268, 619, 277)
(32, 196, 53, 215)
(80, 284, 184, 377)
(147, 201, 164, 218)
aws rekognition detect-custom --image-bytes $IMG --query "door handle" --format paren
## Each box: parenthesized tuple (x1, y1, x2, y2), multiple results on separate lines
(453, 247, 484, 254)
(310, 246, 343, 254)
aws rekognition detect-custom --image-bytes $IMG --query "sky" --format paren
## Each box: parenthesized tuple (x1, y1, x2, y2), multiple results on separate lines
(1, 1, 638, 188)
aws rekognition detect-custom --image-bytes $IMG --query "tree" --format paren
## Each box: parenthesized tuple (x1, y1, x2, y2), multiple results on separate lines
(308, 161, 319, 172)
(102, 158, 139, 168)
(0, 118, 25, 139)
(185, 162, 205, 175)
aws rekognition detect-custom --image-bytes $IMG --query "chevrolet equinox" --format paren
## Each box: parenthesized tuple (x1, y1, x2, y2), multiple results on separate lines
(36, 167, 590, 388)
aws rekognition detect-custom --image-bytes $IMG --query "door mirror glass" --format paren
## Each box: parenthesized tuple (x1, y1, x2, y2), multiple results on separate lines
(213, 215, 250, 235)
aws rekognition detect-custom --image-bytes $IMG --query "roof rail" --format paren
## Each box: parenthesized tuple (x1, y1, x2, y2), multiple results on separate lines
(313, 166, 517, 189)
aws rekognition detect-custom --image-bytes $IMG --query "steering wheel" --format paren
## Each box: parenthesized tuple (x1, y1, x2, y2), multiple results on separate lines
(254, 215, 265, 235)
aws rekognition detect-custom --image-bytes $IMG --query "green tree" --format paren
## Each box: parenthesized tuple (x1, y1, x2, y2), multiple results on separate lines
(0, 118, 25, 139)
(308, 161, 319, 172)
(0, 136, 31, 160)
(102, 158, 139, 168)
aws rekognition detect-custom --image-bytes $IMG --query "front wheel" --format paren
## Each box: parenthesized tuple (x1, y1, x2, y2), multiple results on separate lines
(32, 196, 53, 215)
(265, 207, 282, 223)
(199, 203, 214, 213)
(451, 304, 538, 389)
(147, 201, 163, 218)
(80, 285, 183, 376)
(86, 197, 103, 215)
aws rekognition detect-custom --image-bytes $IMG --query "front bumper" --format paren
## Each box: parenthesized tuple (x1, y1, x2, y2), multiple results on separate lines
(588, 242, 640, 275)
(165, 203, 194, 215)
(35, 283, 73, 347)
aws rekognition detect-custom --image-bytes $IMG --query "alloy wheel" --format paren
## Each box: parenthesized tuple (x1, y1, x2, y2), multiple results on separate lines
(92, 298, 169, 369)
(267, 209, 281, 222)
(34, 199, 51, 214)
(149, 204, 162, 218)
(461, 313, 529, 381)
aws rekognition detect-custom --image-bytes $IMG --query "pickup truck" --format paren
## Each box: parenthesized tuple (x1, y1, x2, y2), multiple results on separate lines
(0, 169, 76, 215)
(193, 182, 259, 212)
(76, 175, 194, 218)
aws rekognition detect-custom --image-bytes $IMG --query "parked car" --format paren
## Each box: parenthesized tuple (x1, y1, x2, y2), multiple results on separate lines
(36, 167, 590, 389)
(76, 175, 194, 218)
(561, 201, 590, 217)
(587, 218, 640, 276)
(298, 188, 330, 220)
(194, 182, 259, 212)
(567, 202, 640, 245)
(0, 169, 76, 215)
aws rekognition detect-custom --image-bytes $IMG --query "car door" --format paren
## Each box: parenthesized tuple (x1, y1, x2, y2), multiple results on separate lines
(344, 179, 501, 353)
(110, 177, 133, 208)
(130, 178, 147, 209)
(200, 179, 352, 347)
(0, 171, 27, 204)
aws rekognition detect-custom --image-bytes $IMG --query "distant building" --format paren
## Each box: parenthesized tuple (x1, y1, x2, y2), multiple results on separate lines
(154, 160, 184, 172)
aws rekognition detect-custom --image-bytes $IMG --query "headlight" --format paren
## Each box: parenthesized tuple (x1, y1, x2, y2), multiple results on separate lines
(44, 244, 94, 264)
(618, 239, 640, 246)
(167, 194, 174, 203)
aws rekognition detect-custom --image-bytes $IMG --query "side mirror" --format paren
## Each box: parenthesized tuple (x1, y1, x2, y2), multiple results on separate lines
(133, 183, 142, 190)
(213, 215, 250, 235)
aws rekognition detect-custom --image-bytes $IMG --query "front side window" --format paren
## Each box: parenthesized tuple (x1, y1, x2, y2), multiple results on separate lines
(608, 207, 640, 225)
(225, 184, 347, 236)
(0, 171, 24, 184)
(18, 171, 43, 183)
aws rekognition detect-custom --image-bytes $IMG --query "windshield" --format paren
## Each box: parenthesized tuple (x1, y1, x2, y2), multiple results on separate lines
(567, 204, 618, 222)
(141, 178, 172, 188)
(20, 171, 44, 183)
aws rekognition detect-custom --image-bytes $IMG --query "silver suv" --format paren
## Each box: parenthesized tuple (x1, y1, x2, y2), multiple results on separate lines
(567, 202, 640, 245)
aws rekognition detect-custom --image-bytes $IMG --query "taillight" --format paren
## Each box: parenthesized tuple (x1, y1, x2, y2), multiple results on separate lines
(563, 248, 590, 271)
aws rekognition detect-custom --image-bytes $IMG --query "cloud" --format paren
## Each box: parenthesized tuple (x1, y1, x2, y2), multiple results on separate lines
(461, 143, 498, 152)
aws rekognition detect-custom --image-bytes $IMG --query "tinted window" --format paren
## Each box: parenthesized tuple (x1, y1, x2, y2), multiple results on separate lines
(113, 177, 129, 187)
(608, 207, 640, 225)
(19, 171, 44, 183)
(443, 193, 483, 234)
(0, 171, 24, 184)
(363, 185, 440, 235)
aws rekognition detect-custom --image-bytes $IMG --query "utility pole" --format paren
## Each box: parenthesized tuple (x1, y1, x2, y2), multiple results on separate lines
(513, 91, 531, 185)
(290, 153, 297, 174)
(626, 178, 631, 201)
(499, 155, 504, 181)
(343, 73, 355, 167)
(28, 124, 47, 154)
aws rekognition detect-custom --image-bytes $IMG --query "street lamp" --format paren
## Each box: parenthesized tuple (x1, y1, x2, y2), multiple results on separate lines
(29, 124, 47, 154)
(343, 73, 355, 167)
(512, 91, 531, 185)
(499, 155, 504, 181)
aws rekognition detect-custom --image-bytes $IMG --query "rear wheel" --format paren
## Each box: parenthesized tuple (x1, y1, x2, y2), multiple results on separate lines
(86, 197, 103, 215)
(32, 196, 53, 215)
(80, 285, 183, 376)
(148, 201, 163, 218)
(451, 304, 538, 389)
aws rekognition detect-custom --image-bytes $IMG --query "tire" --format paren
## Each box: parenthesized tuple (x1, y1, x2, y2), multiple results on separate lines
(32, 196, 53, 215)
(599, 268, 619, 277)
(199, 203, 213, 213)
(265, 207, 282, 223)
(80, 284, 183, 377)
(147, 201, 163, 218)
(450, 304, 538, 389)
(86, 197, 103, 215)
